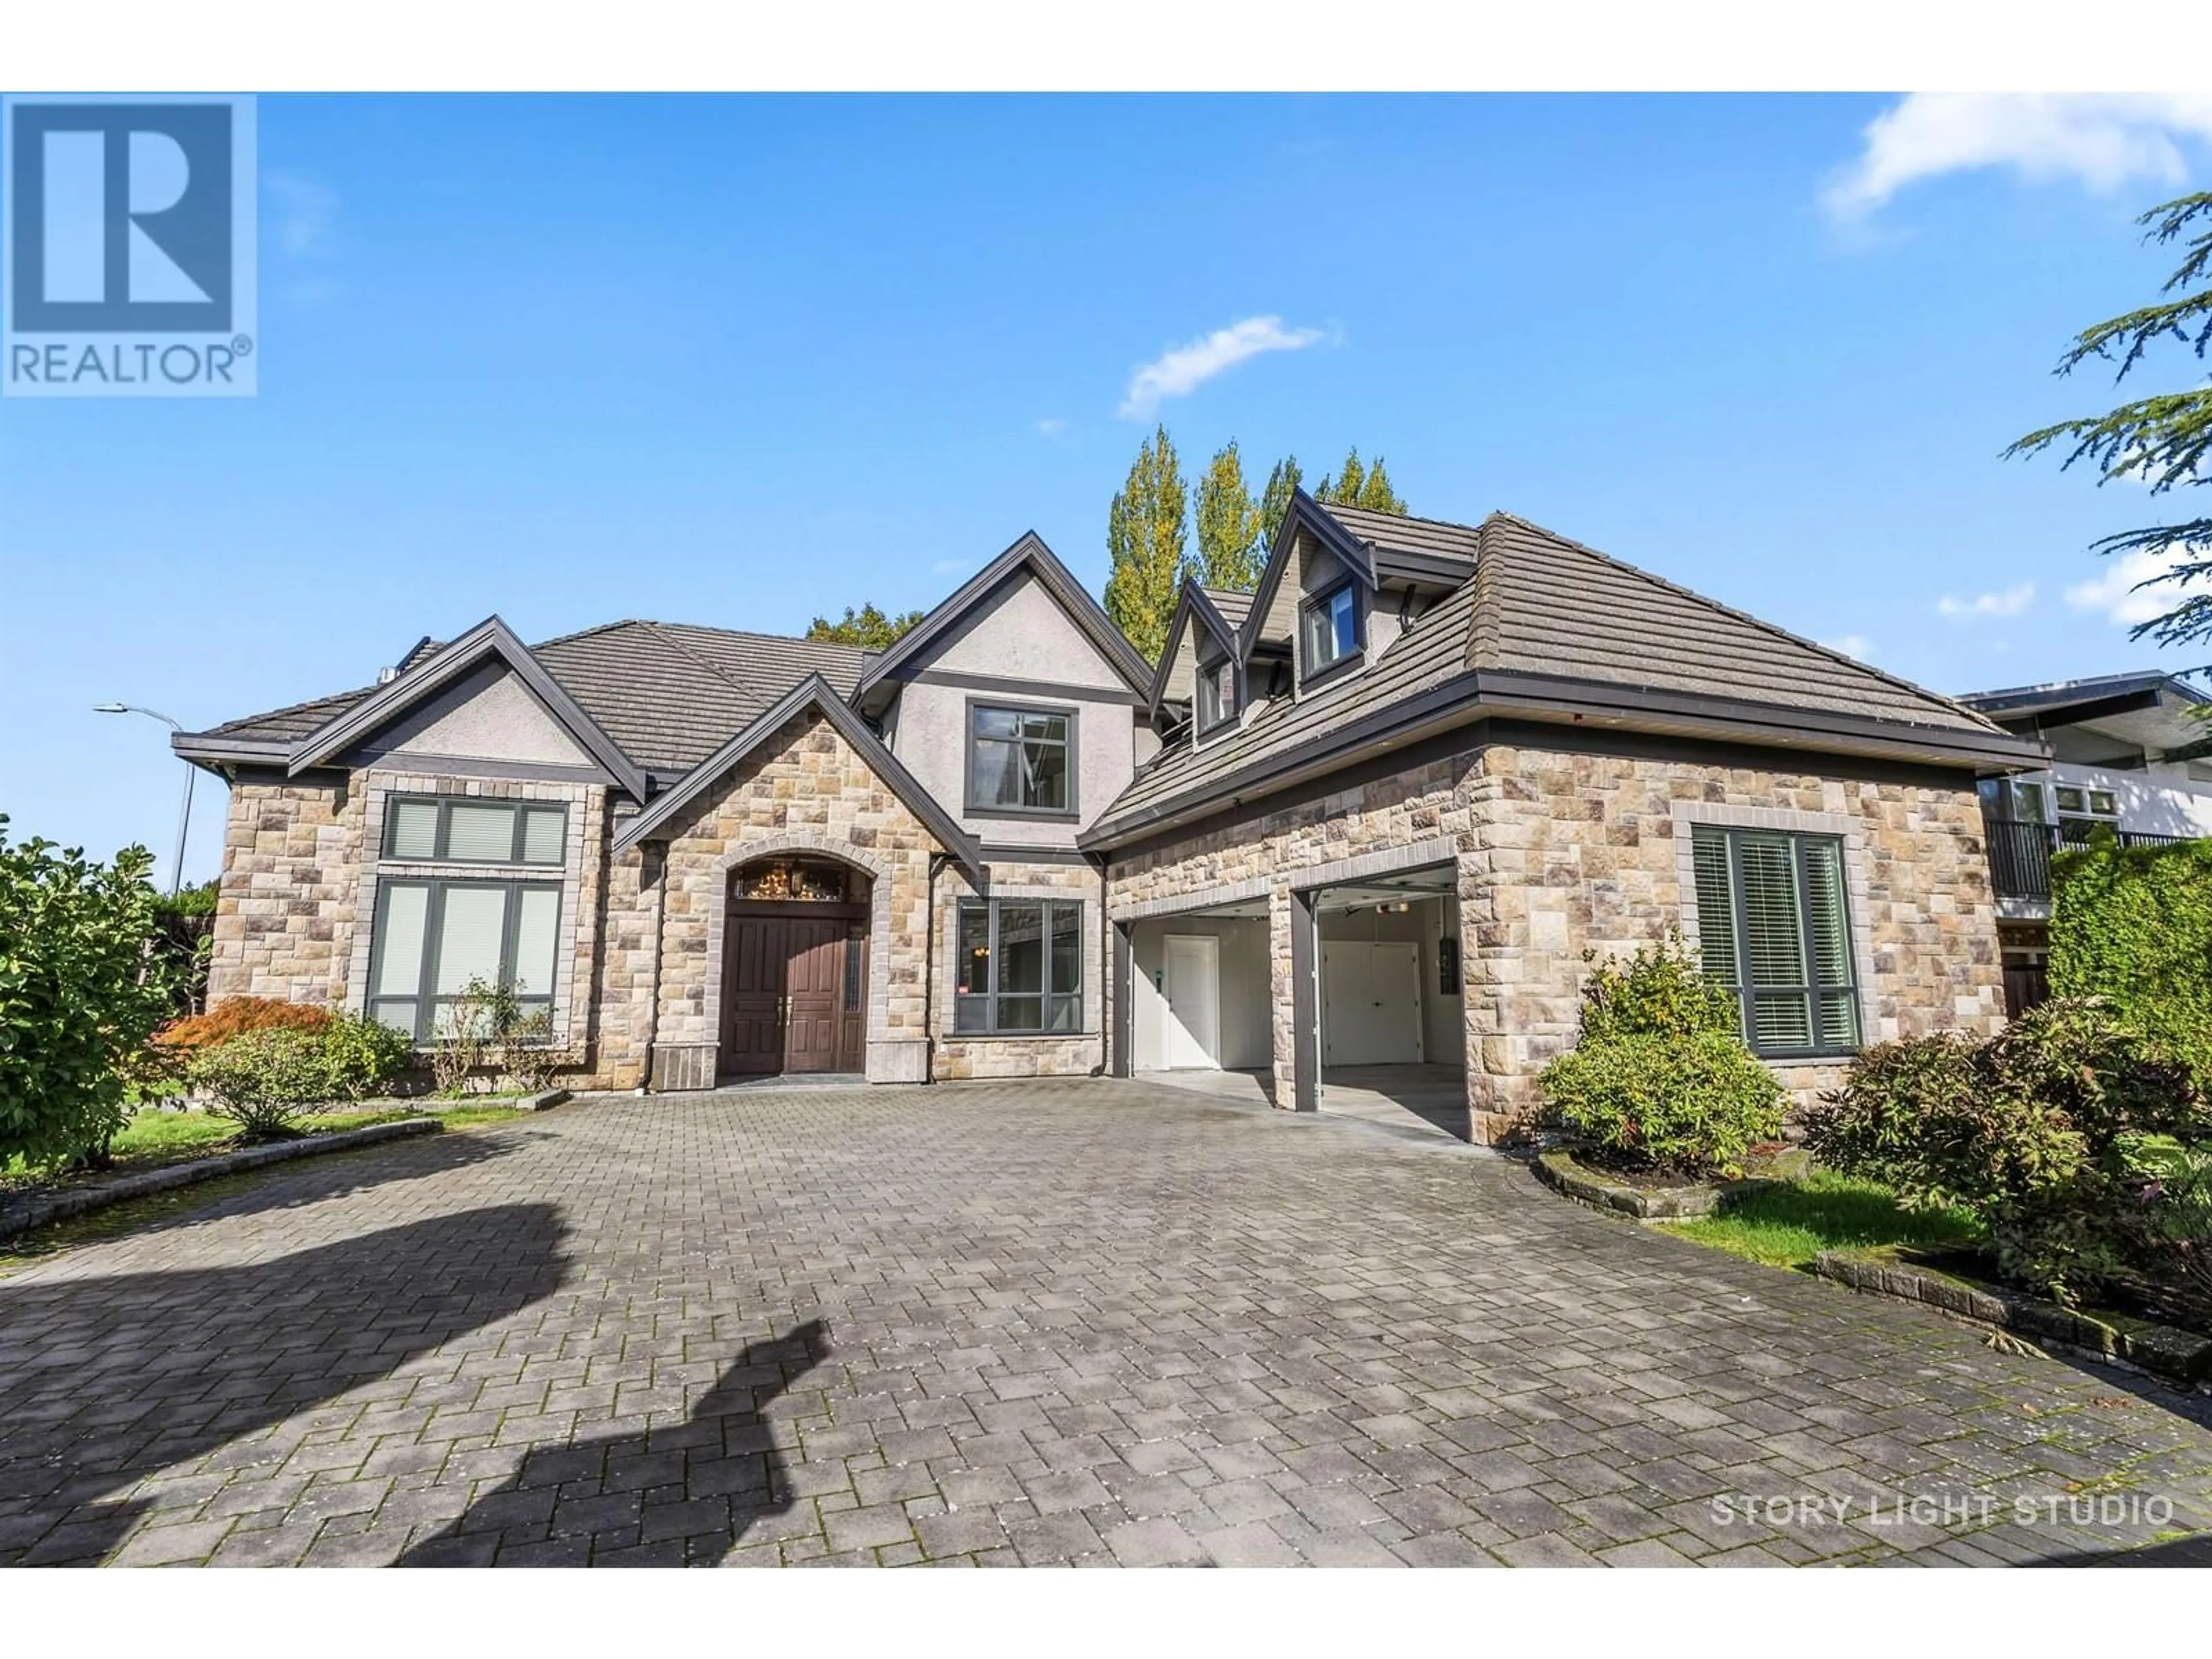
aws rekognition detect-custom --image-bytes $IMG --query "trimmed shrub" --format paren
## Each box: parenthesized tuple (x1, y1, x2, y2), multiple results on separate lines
(185, 1027, 331, 1137)
(0, 817, 190, 1169)
(1539, 934, 1783, 1174)
(183, 1012, 413, 1137)
(320, 1012, 414, 1101)
(1541, 1030, 1785, 1174)
(1574, 932, 1741, 1043)
(2051, 838, 2212, 1080)
(1805, 997, 2212, 1304)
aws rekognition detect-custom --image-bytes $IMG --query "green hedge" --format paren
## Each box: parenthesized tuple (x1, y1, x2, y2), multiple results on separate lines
(2051, 837, 2212, 1074)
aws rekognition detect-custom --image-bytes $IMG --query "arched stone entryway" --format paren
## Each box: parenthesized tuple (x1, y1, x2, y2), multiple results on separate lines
(720, 855, 872, 1077)
(699, 834, 895, 1082)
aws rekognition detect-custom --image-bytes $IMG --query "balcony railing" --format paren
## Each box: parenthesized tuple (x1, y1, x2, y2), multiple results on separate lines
(1983, 817, 2188, 903)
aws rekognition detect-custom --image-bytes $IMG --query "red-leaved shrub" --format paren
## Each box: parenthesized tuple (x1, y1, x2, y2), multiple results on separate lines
(155, 997, 334, 1054)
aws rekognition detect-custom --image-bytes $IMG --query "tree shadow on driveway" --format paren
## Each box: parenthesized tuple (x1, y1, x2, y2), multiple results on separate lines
(397, 1319, 831, 1567)
(0, 1203, 569, 1566)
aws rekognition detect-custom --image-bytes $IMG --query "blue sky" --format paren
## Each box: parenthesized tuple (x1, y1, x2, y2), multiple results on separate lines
(4, 93, 2210, 885)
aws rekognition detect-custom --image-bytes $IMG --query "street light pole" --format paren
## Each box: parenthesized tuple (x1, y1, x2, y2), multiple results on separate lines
(93, 703, 194, 897)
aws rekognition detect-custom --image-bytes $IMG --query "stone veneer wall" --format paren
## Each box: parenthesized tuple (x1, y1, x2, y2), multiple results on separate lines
(1465, 740, 2006, 1139)
(1105, 733, 2006, 1144)
(209, 768, 650, 1088)
(587, 829, 660, 1090)
(207, 774, 366, 1006)
(646, 709, 945, 1088)
(1108, 753, 1472, 1113)
(933, 859, 1107, 1080)
(341, 770, 605, 1052)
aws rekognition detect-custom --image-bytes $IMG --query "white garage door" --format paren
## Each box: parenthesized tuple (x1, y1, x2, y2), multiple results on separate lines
(1321, 941, 1423, 1066)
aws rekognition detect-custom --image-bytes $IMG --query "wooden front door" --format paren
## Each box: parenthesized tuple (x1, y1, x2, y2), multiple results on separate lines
(721, 906, 869, 1078)
(722, 916, 789, 1075)
(782, 918, 846, 1073)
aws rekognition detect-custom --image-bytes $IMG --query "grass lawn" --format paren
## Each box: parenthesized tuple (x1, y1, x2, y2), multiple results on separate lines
(1660, 1169, 1982, 1273)
(2, 1103, 535, 1190)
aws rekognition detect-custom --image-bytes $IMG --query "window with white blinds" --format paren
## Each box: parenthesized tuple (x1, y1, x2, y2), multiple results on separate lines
(382, 796, 566, 865)
(1691, 825, 1860, 1058)
(368, 880, 560, 1041)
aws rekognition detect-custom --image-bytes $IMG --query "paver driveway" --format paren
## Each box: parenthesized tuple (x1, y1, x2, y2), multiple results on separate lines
(3, 1080, 2210, 1567)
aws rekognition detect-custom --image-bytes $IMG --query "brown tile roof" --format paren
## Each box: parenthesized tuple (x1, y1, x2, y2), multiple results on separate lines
(1200, 587, 1255, 633)
(1088, 505, 2008, 842)
(204, 687, 380, 744)
(532, 622, 864, 773)
(1317, 503, 1481, 566)
(195, 620, 866, 775)
(1467, 513, 1995, 732)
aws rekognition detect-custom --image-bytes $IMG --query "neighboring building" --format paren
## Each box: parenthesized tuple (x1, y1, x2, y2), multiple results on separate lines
(179, 491, 2043, 1142)
(1957, 671, 2212, 1012)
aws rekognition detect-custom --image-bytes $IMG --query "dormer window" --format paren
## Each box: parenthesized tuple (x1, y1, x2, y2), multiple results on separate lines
(1301, 581, 1361, 681)
(1196, 657, 1236, 735)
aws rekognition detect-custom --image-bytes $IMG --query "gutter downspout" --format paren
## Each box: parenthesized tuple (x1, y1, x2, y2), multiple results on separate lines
(638, 841, 666, 1093)
(924, 851, 945, 1084)
(1094, 852, 1109, 1077)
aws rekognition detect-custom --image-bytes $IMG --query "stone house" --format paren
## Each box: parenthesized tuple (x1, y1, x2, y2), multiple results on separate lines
(178, 491, 2045, 1141)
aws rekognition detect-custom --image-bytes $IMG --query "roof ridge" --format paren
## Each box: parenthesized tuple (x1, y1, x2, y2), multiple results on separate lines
(1477, 512, 2003, 733)
(647, 618, 856, 652)
(634, 619, 763, 702)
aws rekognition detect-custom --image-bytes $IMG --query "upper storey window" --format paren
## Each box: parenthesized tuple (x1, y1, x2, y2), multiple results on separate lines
(1300, 581, 1361, 682)
(384, 797, 566, 865)
(968, 703, 1075, 817)
(1196, 658, 1236, 734)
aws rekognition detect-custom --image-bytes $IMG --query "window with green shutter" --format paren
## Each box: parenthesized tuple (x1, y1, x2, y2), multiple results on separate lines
(1689, 825, 1860, 1058)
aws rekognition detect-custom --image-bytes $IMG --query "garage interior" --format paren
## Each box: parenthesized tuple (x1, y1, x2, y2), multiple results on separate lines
(1129, 863, 1470, 1141)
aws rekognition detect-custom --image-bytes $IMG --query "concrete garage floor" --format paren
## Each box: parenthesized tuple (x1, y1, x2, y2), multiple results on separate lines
(2, 1078, 2210, 1567)
(1137, 1063, 1473, 1142)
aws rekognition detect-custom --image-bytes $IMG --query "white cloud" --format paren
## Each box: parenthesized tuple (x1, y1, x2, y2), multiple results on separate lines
(2066, 546, 2210, 627)
(1821, 635, 1875, 661)
(1937, 582, 2035, 621)
(266, 170, 339, 259)
(1035, 418, 1066, 437)
(1118, 316, 1324, 419)
(1824, 94, 2212, 218)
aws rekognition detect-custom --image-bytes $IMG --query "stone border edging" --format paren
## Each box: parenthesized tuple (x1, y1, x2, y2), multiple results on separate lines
(1814, 1249, 2212, 1388)
(1532, 1147, 1728, 1220)
(0, 1118, 444, 1243)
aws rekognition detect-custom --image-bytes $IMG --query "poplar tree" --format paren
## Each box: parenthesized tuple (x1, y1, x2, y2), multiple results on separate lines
(1194, 440, 1265, 592)
(1257, 456, 1302, 552)
(2008, 194, 2212, 656)
(1314, 446, 1408, 514)
(1104, 425, 1190, 662)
